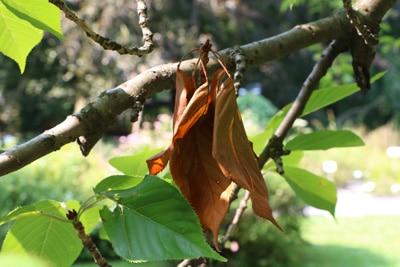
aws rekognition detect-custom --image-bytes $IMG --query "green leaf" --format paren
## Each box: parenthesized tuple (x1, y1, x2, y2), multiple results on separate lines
(282, 150, 304, 166)
(0, 1, 43, 73)
(282, 166, 337, 216)
(285, 130, 364, 150)
(259, 72, 386, 140)
(0, 200, 80, 226)
(2, 0, 64, 39)
(301, 83, 359, 116)
(0, 254, 51, 267)
(302, 72, 385, 116)
(79, 204, 102, 234)
(99, 175, 226, 262)
(94, 175, 143, 194)
(0, 205, 41, 226)
(98, 224, 110, 242)
(264, 150, 304, 170)
(250, 109, 287, 154)
(109, 147, 161, 176)
(1, 200, 82, 267)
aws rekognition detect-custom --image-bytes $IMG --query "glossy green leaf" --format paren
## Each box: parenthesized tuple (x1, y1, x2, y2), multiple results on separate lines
(99, 175, 226, 262)
(301, 72, 385, 116)
(0, 205, 40, 226)
(94, 175, 143, 194)
(0, 1, 42, 73)
(259, 72, 385, 140)
(301, 83, 359, 116)
(282, 166, 337, 216)
(109, 147, 162, 176)
(0, 0, 64, 73)
(285, 130, 364, 150)
(2, 0, 64, 39)
(0, 200, 79, 226)
(1, 200, 83, 267)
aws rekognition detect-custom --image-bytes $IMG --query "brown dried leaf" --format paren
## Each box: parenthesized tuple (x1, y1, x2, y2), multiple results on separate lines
(212, 72, 282, 230)
(147, 44, 282, 252)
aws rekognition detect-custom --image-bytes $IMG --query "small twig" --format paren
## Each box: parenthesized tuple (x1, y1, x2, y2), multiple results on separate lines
(66, 209, 111, 267)
(49, 0, 154, 56)
(197, 40, 212, 88)
(220, 190, 251, 246)
(259, 40, 348, 173)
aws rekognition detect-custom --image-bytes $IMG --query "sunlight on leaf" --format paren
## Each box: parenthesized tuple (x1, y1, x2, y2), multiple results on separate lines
(258, 72, 386, 146)
(0, 1, 42, 73)
(285, 130, 364, 150)
(2, 0, 64, 39)
(282, 166, 337, 216)
(109, 147, 161, 176)
(0, 205, 40, 226)
(0, 254, 51, 267)
(1, 200, 82, 267)
(94, 175, 143, 193)
(0, 0, 65, 73)
(99, 175, 226, 262)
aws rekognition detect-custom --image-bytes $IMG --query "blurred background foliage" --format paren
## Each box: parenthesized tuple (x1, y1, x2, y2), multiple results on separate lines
(1, 0, 400, 266)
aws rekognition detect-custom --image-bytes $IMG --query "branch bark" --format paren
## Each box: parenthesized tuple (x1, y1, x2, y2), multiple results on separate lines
(49, 0, 154, 56)
(258, 40, 348, 174)
(0, 0, 394, 177)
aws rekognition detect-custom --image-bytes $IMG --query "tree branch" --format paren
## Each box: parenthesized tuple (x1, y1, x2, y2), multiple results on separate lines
(66, 209, 111, 267)
(0, 0, 394, 177)
(220, 190, 251, 245)
(258, 40, 348, 174)
(49, 0, 154, 56)
(256, 0, 395, 173)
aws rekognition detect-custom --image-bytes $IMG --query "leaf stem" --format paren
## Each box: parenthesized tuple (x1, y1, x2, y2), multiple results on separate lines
(77, 194, 107, 219)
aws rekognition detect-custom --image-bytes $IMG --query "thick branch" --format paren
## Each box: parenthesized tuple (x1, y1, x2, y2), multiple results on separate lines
(0, 0, 394, 177)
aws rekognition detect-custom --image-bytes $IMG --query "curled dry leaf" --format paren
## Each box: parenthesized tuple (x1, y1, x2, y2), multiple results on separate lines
(147, 41, 282, 251)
